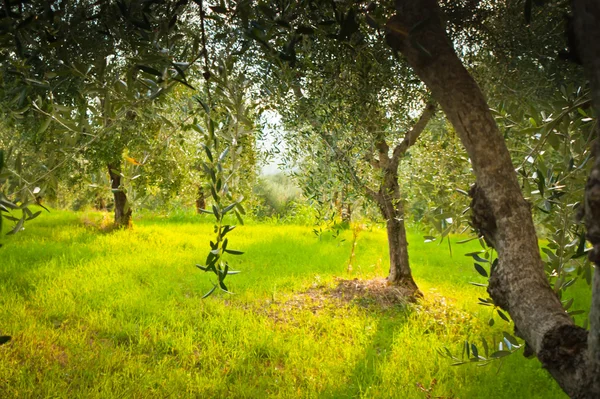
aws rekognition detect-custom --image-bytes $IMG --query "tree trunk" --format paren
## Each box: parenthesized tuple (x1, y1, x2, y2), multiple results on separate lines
(196, 185, 206, 214)
(383, 206, 414, 287)
(375, 167, 419, 294)
(341, 202, 352, 224)
(339, 188, 352, 224)
(572, 1, 600, 396)
(108, 163, 132, 228)
(362, 108, 435, 296)
(387, 1, 588, 396)
(95, 195, 107, 211)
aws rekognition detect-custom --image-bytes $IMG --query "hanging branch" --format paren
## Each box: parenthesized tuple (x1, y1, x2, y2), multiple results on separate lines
(193, 3, 245, 297)
(195, 126, 245, 297)
(317, 129, 378, 201)
(199, 0, 211, 82)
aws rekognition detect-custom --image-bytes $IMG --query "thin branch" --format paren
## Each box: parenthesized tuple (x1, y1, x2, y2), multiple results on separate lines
(291, 81, 379, 200)
(392, 103, 436, 163)
(517, 97, 591, 170)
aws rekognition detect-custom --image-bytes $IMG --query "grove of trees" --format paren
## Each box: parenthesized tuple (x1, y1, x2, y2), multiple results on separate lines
(1, 0, 600, 396)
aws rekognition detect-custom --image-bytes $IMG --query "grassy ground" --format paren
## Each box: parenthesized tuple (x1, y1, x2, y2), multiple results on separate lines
(0, 210, 588, 398)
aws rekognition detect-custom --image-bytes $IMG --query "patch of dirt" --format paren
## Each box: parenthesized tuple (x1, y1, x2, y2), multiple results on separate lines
(263, 278, 418, 324)
(80, 212, 122, 233)
(324, 277, 418, 308)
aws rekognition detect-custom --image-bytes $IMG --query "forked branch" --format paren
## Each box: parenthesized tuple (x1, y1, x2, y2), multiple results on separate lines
(392, 103, 436, 164)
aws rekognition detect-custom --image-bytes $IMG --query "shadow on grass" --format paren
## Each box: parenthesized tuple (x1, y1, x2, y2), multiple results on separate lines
(320, 309, 407, 398)
(0, 227, 113, 298)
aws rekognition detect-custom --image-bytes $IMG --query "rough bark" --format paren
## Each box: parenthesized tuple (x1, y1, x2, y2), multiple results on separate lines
(108, 163, 132, 228)
(572, 1, 600, 395)
(387, 1, 587, 396)
(374, 166, 419, 294)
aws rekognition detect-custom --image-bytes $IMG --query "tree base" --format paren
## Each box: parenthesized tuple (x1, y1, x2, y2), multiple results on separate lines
(330, 277, 422, 306)
(387, 276, 423, 300)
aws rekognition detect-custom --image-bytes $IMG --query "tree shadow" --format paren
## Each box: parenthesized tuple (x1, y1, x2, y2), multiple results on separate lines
(0, 221, 112, 298)
(320, 307, 409, 398)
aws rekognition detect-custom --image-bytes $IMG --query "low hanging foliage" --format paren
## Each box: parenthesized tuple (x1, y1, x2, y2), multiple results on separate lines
(194, 105, 247, 298)
(0, 149, 47, 246)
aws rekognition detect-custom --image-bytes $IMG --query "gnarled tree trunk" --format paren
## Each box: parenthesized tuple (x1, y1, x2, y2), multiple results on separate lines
(386, 1, 594, 396)
(108, 163, 132, 228)
(364, 104, 434, 295)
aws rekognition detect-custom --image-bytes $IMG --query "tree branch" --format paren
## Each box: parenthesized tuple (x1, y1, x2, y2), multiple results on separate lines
(392, 103, 436, 163)
(364, 152, 381, 168)
(291, 77, 380, 205)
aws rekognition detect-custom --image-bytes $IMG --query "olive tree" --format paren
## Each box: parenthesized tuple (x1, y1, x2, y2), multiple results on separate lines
(0, 0, 201, 227)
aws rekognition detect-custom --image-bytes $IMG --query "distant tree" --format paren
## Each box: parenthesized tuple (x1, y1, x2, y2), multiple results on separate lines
(236, 0, 435, 293)
(0, 0, 200, 227)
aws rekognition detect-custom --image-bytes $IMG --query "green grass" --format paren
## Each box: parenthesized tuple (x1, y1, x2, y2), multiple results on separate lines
(0, 210, 587, 398)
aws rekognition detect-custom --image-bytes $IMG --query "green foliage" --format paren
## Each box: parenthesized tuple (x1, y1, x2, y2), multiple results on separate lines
(437, 331, 522, 367)
(194, 118, 245, 297)
(0, 148, 47, 247)
(400, 126, 472, 227)
(195, 137, 244, 296)
(0, 0, 201, 225)
(192, 57, 261, 296)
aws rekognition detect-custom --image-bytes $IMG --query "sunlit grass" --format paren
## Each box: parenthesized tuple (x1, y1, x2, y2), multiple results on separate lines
(0, 210, 584, 398)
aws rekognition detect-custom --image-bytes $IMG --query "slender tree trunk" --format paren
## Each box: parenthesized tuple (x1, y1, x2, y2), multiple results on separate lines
(339, 187, 352, 224)
(374, 167, 419, 294)
(108, 163, 132, 228)
(387, 1, 590, 396)
(341, 202, 352, 224)
(196, 185, 206, 214)
(95, 195, 106, 211)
